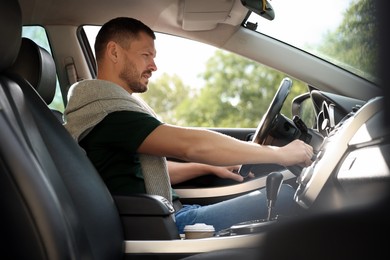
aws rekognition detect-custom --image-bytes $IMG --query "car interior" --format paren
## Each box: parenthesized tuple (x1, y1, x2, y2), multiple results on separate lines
(1, 0, 389, 259)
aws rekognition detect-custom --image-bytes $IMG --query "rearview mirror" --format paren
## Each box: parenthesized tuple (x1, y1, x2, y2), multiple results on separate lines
(241, 0, 275, 20)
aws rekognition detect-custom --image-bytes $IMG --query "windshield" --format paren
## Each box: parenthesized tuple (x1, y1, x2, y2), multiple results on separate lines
(244, 0, 379, 84)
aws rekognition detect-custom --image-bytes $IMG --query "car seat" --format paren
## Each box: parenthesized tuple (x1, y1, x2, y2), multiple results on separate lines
(6, 37, 64, 122)
(0, 0, 124, 258)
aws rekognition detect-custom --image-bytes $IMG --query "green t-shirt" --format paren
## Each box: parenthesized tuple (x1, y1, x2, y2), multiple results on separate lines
(79, 110, 179, 200)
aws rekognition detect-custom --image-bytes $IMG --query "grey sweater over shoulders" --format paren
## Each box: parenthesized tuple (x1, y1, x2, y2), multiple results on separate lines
(63, 79, 172, 203)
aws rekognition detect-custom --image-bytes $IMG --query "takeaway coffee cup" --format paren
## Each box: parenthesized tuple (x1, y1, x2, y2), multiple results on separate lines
(184, 223, 215, 239)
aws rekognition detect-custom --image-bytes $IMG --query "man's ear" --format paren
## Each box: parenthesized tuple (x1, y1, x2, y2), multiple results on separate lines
(107, 41, 119, 63)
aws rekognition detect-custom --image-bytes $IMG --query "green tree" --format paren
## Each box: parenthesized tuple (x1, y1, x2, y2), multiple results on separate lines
(140, 73, 193, 125)
(176, 50, 307, 128)
(143, 50, 308, 127)
(318, 0, 379, 81)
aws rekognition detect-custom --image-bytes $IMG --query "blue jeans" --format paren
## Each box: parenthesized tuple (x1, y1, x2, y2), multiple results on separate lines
(175, 184, 299, 234)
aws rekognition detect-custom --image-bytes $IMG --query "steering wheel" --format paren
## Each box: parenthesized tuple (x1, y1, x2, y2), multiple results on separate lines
(239, 77, 292, 177)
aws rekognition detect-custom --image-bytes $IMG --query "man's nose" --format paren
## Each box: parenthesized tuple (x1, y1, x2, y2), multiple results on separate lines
(149, 60, 157, 71)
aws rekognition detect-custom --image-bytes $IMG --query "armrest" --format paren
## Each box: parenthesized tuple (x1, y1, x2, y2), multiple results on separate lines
(114, 194, 175, 216)
(113, 194, 180, 240)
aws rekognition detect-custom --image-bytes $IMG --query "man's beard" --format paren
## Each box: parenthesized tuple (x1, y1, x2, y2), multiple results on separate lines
(119, 60, 150, 93)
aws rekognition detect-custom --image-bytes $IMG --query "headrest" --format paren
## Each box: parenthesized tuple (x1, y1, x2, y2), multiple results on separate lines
(7, 38, 57, 104)
(0, 0, 22, 72)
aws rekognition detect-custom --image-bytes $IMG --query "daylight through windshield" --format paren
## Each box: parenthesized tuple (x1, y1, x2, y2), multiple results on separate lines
(244, 0, 378, 83)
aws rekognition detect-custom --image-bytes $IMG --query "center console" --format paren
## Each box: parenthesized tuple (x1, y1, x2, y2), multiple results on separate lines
(115, 171, 289, 258)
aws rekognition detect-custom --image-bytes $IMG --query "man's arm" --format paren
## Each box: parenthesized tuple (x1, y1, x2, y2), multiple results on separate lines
(138, 123, 313, 167)
(167, 161, 244, 185)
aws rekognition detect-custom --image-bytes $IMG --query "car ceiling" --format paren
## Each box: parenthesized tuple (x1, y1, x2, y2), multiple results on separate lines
(18, 0, 249, 47)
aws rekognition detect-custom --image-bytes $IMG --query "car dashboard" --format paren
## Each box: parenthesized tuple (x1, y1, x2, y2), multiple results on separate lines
(295, 91, 389, 213)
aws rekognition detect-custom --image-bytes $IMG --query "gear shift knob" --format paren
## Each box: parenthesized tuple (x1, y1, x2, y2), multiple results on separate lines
(266, 171, 284, 221)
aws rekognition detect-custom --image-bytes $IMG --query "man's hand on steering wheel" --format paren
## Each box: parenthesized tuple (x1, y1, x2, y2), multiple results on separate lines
(239, 77, 296, 177)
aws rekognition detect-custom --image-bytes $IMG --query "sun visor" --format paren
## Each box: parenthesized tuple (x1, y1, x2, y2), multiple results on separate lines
(181, 0, 235, 31)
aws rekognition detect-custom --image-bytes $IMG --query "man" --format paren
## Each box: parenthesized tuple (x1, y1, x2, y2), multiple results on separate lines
(64, 17, 313, 233)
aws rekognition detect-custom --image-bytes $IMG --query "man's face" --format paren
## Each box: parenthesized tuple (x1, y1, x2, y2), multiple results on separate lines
(118, 32, 157, 93)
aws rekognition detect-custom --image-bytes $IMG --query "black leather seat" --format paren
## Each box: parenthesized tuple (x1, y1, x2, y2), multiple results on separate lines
(7, 37, 57, 105)
(6, 36, 64, 122)
(0, 0, 124, 258)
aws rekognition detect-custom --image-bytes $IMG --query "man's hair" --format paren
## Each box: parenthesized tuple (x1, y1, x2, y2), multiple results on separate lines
(95, 17, 156, 62)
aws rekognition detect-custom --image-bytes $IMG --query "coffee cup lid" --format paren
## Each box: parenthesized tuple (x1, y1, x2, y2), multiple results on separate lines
(184, 223, 215, 232)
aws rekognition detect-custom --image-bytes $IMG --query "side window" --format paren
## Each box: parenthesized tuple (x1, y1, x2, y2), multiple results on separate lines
(83, 26, 307, 128)
(22, 26, 64, 112)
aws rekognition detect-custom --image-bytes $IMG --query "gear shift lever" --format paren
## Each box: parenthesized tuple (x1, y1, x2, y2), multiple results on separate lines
(266, 171, 284, 221)
(215, 171, 284, 236)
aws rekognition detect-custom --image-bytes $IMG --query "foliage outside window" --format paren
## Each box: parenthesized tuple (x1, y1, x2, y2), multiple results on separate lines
(247, 0, 379, 84)
(141, 50, 307, 128)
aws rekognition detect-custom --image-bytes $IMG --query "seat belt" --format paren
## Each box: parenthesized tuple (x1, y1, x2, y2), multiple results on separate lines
(65, 57, 78, 88)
